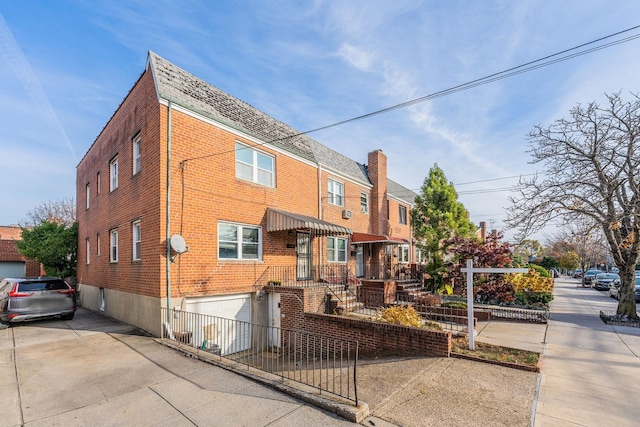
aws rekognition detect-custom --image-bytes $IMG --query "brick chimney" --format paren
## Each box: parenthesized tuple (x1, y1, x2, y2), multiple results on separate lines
(368, 150, 388, 235)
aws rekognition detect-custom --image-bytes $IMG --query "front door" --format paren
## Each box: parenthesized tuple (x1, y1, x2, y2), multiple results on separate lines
(356, 246, 364, 277)
(296, 232, 312, 280)
(268, 292, 281, 349)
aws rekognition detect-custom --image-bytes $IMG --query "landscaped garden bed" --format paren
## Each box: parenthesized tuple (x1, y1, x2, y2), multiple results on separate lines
(451, 336, 541, 372)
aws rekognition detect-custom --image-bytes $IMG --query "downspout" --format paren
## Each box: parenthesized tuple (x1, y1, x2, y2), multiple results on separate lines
(166, 101, 172, 321)
(317, 164, 323, 265)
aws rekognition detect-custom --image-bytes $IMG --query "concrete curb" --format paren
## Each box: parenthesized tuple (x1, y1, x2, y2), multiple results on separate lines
(155, 338, 370, 424)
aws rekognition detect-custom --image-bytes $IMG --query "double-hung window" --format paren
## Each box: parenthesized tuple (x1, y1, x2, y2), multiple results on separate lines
(110, 157, 119, 191)
(110, 229, 119, 262)
(132, 136, 141, 175)
(97, 233, 101, 257)
(360, 191, 369, 213)
(399, 244, 409, 263)
(399, 205, 407, 225)
(86, 238, 90, 265)
(327, 237, 347, 263)
(328, 179, 344, 206)
(132, 221, 141, 261)
(218, 222, 261, 260)
(86, 183, 90, 209)
(235, 142, 274, 187)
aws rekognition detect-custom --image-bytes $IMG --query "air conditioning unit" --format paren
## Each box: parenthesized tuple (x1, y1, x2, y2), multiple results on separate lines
(342, 209, 352, 219)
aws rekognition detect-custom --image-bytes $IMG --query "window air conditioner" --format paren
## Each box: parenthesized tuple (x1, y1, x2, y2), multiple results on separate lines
(342, 209, 352, 219)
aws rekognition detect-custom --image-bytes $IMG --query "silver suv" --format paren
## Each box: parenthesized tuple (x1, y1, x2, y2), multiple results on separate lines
(0, 277, 76, 323)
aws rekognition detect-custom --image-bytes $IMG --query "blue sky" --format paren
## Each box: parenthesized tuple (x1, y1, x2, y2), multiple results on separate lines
(1, 1, 639, 243)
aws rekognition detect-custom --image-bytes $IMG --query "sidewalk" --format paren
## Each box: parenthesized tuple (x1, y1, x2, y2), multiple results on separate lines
(471, 276, 640, 426)
(532, 277, 640, 426)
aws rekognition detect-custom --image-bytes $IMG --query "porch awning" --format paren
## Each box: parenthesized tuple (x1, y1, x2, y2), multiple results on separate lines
(351, 232, 408, 244)
(266, 208, 352, 236)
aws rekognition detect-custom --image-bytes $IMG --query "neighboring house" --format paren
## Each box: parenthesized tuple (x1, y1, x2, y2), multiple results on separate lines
(76, 51, 419, 336)
(0, 226, 44, 279)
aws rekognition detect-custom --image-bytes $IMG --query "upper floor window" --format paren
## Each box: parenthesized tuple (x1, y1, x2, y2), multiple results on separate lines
(235, 142, 274, 187)
(327, 237, 347, 263)
(110, 157, 119, 191)
(97, 172, 101, 194)
(132, 221, 141, 261)
(132, 136, 141, 175)
(360, 191, 369, 214)
(86, 238, 90, 265)
(110, 229, 119, 262)
(399, 205, 407, 225)
(328, 179, 344, 206)
(86, 183, 90, 209)
(218, 222, 261, 260)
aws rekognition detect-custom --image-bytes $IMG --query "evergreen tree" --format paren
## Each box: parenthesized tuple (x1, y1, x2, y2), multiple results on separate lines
(411, 164, 476, 291)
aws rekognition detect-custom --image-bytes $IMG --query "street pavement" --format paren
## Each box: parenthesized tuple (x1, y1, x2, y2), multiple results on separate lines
(473, 276, 640, 427)
(0, 309, 356, 426)
(0, 276, 638, 426)
(530, 276, 640, 426)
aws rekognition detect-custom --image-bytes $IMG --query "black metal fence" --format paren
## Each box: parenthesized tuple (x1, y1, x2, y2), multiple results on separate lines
(160, 308, 359, 405)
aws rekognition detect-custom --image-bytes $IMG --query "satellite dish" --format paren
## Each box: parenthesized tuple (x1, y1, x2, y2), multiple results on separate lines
(170, 234, 188, 254)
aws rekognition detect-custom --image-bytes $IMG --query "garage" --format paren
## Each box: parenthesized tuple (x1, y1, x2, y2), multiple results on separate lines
(185, 293, 252, 355)
(0, 262, 25, 280)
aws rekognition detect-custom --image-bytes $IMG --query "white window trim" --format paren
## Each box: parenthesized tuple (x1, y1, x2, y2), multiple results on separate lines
(235, 142, 275, 187)
(132, 221, 141, 261)
(86, 238, 90, 265)
(97, 233, 101, 257)
(110, 157, 119, 192)
(327, 236, 347, 263)
(328, 179, 344, 207)
(360, 191, 369, 214)
(110, 229, 119, 262)
(399, 205, 407, 225)
(132, 136, 141, 175)
(97, 172, 101, 194)
(218, 221, 262, 261)
(399, 244, 409, 263)
(86, 183, 90, 210)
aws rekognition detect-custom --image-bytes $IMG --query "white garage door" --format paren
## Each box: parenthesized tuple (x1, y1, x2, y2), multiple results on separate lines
(186, 294, 252, 355)
(0, 262, 25, 280)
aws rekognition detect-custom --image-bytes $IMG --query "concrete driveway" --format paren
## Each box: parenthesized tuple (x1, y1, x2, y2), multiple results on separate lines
(0, 309, 355, 426)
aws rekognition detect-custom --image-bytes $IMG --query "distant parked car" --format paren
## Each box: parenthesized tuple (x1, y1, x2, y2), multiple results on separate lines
(593, 273, 619, 291)
(0, 277, 76, 323)
(583, 269, 603, 287)
(609, 279, 620, 299)
(609, 277, 640, 302)
(572, 270, 583, 279)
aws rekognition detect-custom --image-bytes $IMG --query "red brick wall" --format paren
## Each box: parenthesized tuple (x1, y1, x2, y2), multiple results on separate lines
(76, 69, 164, 297)
(305, 312, 451, 358)
(76, 63, 414, 306)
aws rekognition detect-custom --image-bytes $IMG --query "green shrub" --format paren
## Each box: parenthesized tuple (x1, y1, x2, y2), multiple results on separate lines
(528, 264, 550, 278)
(441, 301, 467, 309)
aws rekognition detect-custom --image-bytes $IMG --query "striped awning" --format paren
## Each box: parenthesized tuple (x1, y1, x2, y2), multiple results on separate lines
(351, 232, 408, 244)
(266, 208, 352, 236)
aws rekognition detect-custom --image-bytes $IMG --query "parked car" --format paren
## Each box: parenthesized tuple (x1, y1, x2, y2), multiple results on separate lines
(594, 273, 620, 291)
(609, 277, 640, 302)
(0, 277, 76, 323)
(609, 279, 620, 299)
(583, 269, 603, 287)
(572, 270, 583, 279)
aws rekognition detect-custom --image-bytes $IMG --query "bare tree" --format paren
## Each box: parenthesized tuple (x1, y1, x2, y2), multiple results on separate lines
(21, 197, 76, 227)
(506, 92, 640, 318)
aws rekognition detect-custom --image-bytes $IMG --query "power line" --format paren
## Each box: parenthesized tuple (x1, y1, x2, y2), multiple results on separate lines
(181, 24, 640, 165)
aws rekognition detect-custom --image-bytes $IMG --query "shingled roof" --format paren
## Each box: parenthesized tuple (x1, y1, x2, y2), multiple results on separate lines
(147, 51, 415, 198)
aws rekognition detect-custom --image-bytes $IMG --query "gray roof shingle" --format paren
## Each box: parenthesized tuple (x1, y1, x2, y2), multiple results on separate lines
(147, 51, 410, 193)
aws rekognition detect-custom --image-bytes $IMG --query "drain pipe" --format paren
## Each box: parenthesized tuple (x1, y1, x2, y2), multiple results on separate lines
(166, 101, 173, 322)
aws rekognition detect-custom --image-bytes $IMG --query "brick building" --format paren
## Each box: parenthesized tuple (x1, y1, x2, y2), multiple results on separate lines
(0, 226, 44, 279)
(76, 52, 418, 336)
